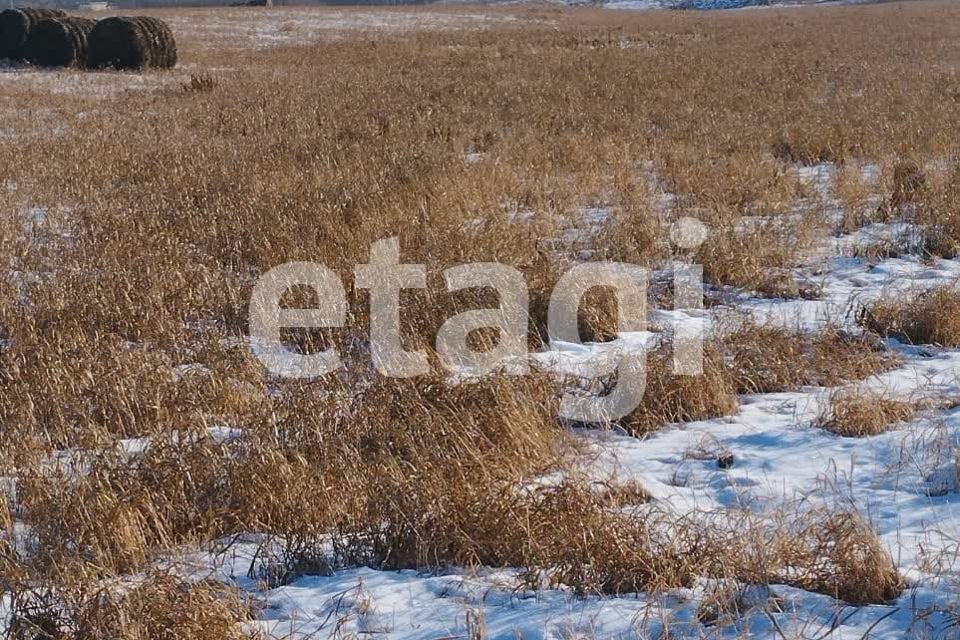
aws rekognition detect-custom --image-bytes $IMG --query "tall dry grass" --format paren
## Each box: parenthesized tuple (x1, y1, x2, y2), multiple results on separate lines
(1, 0, 956, 633)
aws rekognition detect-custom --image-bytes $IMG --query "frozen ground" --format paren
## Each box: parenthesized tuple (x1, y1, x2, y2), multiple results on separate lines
(161, 163, 956, 639)
(561, 0, 891, 10)
(147, 8, 526, 51)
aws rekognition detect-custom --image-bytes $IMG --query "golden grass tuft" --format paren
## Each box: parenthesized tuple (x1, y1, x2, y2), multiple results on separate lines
(815, 389, 916, 437)
(576, 285, 624, 344)
(783, 512, 903, 605)
(8, 573, 254, 640)
(710, 509, 903, 605)
(860, 287, 960, 347)
(623, 343, 739, 436)
(725, 322, 898, 394)
(697, 216, 821, 299)
(835, 161, 875, 234)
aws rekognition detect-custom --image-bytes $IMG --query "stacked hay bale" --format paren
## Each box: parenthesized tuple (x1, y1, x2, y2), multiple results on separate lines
(0, 7, 66, 62)
(87, 16, 177, 71)
(24, 16, 96, 68)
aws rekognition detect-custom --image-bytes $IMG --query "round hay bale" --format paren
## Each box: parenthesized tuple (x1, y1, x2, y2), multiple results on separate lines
(24, 16, 96, 68)
(87, 15, 176, 71)
(0, 7, 66, 62)
(131, 17, 176, 69)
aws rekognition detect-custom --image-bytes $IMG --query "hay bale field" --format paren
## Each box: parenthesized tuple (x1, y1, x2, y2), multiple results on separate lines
(87, 16, 176, 71)
(0, 7, 66, 62)
(24, 16, 97, 68)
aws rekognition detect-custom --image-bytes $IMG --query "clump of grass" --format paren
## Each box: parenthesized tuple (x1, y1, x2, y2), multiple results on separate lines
(916, 168, 960, 258)
(595, 479, 652, 507)
(725, 322, 898, 394)
(8, 573, 254, 640)
(12, 371, 577, 589)
(18, 437, 237, 575)
(876, 160, 927, 219)
(104, 574, 254, 640)
(771, 137, 845, 167)
(697, 217, 820, 298)
(860, 287, 960, 347)
(715, 509, 903, 605)
(182, 72, 219, 94)
(815, 389, 916, 437)
(622, 343, 739, 436)
(696, 583, 782, 628)
(514, 482, 698, 595)
(921, 222, 960, 259)
(783, 512, 903, 604)
(892, 161, 926, 204)
(576, 285, 624, 344)
(849, 233, 920, 261)
(834, 161, 875, 234)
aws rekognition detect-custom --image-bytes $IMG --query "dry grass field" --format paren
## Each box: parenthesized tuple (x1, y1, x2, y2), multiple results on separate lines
(1, 1, 960, 637)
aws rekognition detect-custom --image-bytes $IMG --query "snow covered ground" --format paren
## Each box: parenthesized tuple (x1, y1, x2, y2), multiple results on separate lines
(556, 0, 890, 11)
(153, 8, 526, 51)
